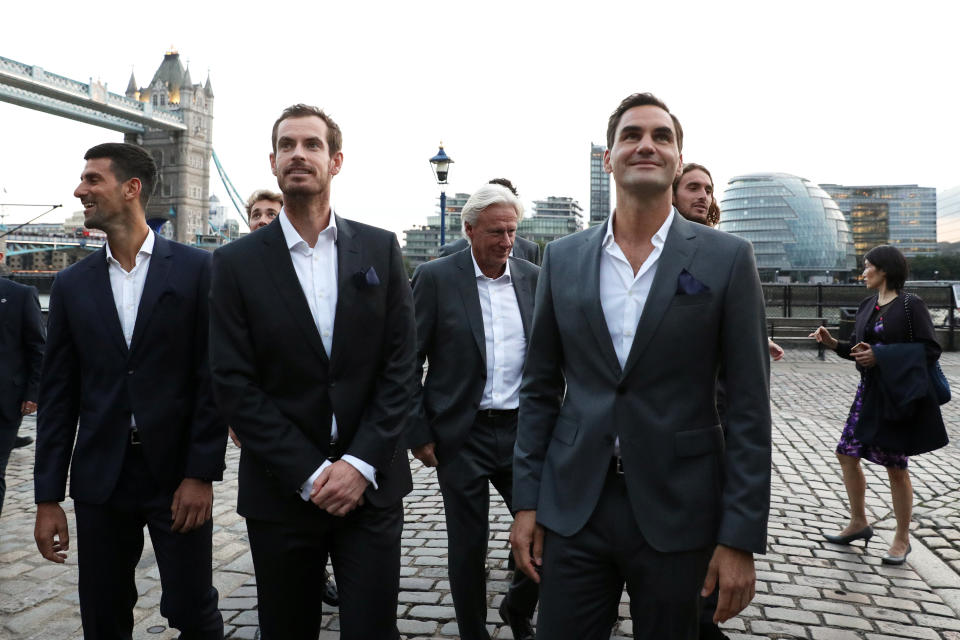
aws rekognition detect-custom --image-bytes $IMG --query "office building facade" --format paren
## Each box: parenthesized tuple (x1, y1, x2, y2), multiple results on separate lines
(937, 185, 960, 244)
(589, 143, 611, 227)
(820, 184, 937, 262)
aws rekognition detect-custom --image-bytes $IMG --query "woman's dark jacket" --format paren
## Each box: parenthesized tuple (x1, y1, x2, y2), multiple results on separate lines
(836, 293, 947, 456)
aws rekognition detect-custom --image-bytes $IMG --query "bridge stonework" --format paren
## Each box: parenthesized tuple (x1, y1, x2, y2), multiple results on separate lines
(124, 51, 215, 244)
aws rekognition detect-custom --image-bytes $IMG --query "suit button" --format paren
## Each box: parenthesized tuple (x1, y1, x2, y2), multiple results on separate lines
(127, 370, 134, 375)
(616, 385, 626, 395)
(329, 381, 336, 389)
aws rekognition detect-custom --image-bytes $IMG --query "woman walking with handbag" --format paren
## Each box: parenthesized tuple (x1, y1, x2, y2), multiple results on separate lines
(810, 245, 948, 565)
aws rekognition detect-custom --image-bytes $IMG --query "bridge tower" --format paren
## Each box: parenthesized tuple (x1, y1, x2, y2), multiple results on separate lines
(124, 50, 214, 243)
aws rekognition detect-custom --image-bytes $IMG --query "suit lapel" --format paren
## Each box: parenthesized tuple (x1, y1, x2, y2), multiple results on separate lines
(331, 217, 364, 365)
(621, 215, 698, 380)
(510, 258, 534, 338)
(579, 226, 622, 376)
(454, 249, 487, 365)
(87, 248, 129, 358)
(129, 234, 172, 353)
(262, 220, 330, 364)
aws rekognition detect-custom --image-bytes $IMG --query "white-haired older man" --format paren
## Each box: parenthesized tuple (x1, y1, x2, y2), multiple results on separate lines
(408, 183, 540, 640)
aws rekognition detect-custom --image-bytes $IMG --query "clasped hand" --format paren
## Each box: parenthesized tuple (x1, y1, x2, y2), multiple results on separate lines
(310, 460, 368, 517)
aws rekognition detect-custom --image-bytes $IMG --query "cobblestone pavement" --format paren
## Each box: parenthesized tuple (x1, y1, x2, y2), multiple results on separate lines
(3, 349, 960, 638)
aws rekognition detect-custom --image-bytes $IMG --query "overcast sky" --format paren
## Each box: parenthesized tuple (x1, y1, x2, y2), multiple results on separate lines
(1, 1, 957, 239)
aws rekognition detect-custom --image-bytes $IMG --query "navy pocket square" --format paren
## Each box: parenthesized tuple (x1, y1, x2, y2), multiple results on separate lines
(676, 269, 709, 295)
(353, 266, 380, 289)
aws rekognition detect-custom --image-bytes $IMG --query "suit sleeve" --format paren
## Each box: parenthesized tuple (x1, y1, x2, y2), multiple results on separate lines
(183, 254, 227, 481)
(209, 248, 326, 492)
(514, 244, 565, 511)
(343, 236, 418, 471)
(34, 277, 80, 503)
(405, 264, 437, 449)
(716, 241, 772, 554)
(21, 285, 45, 403)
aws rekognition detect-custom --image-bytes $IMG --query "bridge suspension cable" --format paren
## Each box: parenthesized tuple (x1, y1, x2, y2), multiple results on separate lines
(211, 149, 248, 226)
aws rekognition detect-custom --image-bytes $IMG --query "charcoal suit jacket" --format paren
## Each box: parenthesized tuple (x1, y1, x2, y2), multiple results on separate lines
(407, 249, 539, 462)
(209, 216, 416, 523)
(514, 213, 772, 554)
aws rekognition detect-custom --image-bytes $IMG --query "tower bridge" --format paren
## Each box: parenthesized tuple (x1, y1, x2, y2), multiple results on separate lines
(0, 51, 216, 243)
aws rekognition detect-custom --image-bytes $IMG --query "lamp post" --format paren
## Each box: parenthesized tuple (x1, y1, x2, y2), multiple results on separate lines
(429, 143, 454, 248)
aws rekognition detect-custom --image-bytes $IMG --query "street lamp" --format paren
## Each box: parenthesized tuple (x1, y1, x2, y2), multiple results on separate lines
(429, 143, 454, 247)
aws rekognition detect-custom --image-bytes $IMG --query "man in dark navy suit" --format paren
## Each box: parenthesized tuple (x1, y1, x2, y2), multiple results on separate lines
(0, 258, 45, 518)
(34, 143, 226, 640)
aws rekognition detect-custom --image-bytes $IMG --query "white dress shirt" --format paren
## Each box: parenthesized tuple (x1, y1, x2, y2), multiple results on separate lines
(276, 210, 377, 499)
(599, 207, 675, 452)
(106, 230, 155, 427)
(472, 254, 526, 410)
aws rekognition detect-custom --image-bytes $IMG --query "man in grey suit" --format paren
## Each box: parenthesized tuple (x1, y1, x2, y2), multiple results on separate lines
(510, 92, 771, 639)
(409, 183, 540, 640)
(437, 179, 541, 265)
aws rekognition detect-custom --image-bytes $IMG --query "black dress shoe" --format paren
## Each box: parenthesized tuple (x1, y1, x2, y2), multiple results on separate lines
(13, 436, 33, 448)
(699, 621, 729, 640)
(823, 525, 873, 548)
(321, 577, 339, 607)
(499, 600, 534, 640)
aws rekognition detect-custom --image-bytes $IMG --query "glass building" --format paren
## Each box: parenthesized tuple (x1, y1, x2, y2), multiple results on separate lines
(937, 185, 960, 244)
(718, 173, 855, 282)
(820, 184, 937, 261)
(589, 143, 610, 227)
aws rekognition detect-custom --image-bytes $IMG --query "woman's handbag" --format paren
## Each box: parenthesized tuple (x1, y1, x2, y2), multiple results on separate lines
(904, 293, 951, 405)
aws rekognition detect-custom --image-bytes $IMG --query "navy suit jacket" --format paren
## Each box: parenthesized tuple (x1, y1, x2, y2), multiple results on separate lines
(0, 278, 45, 425)
(35, 234, 226, 504)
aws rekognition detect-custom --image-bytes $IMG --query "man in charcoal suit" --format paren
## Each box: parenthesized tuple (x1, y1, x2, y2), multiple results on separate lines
(510, 93, 772, 639)
(209, 104, 416, 640)
(409, 183, 540, 640)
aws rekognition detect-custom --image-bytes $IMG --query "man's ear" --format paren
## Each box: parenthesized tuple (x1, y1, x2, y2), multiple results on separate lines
(124, 177, 142, 203)
(270, 152, 278, 176)
(329, 151, 344, 176)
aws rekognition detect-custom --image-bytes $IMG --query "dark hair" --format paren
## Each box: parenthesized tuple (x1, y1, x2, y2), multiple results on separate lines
(84, 142, 158, 208)
(488, 178, 518, 196)
(606, 92, 683, 153)
(673, 163, 720, 226)
(271, 104, 342, 155)
(863, 245, 908, 291)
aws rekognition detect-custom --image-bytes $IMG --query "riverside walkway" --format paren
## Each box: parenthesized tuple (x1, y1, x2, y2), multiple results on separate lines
(3, 349, 960, 639)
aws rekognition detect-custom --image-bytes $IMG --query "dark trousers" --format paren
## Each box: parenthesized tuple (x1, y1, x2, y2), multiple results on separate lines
(536, 467, 711, 640)
(74, 443, 223, 640)
(436, 411, 539, 640)
(0, 415, 20, 517)
(246, 500, 404, 640)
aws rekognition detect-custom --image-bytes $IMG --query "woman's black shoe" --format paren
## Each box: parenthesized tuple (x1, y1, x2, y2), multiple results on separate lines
(823, 525, 873, 547)
(881, 543, 911, 565)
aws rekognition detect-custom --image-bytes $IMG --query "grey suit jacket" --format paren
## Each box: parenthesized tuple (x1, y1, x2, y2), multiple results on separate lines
(438, 236, 541, 266)
(407, 249, 539, 463)
(514, 213, 771, 554)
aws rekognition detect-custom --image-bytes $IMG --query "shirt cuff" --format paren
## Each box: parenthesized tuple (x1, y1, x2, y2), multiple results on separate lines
(341, 454, 378, 490)
(298, 460, 332, 501)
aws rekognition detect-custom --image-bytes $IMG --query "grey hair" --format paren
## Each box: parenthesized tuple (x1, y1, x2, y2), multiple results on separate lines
(460, 184, 524, 240)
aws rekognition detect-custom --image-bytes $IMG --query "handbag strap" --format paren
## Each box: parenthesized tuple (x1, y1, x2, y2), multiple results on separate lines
(903, 292, 914, 343)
